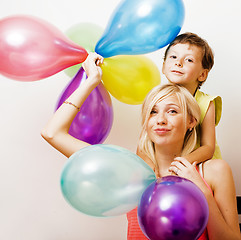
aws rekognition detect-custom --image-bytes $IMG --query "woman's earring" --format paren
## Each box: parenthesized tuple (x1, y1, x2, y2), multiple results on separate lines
(189, 128, 193, 132)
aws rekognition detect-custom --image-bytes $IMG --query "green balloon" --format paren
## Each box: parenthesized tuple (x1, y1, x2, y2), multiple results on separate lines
(60, 144, 156, 217)
(64, 22, 103, 77)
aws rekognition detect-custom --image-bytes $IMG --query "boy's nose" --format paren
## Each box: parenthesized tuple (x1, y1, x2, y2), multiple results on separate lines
(175, 59, 182, 67)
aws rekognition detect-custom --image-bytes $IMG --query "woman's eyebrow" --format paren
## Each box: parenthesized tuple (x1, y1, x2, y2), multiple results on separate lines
(154, 102, 181, 109)
(166, 103, 181, 109)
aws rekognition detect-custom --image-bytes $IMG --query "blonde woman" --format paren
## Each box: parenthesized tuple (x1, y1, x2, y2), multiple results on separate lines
(41, 53, 240, 240)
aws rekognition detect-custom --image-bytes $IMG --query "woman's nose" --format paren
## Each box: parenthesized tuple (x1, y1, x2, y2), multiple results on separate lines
(157, 113, 167, 125)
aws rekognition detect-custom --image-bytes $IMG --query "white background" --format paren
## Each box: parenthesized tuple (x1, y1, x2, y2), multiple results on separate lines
(0, 0, 241, 239)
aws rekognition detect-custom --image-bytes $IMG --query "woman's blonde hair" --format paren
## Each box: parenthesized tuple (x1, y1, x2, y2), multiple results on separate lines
(138, 84, 201, 167)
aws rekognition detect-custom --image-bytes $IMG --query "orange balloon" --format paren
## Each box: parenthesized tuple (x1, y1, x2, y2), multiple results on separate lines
(101, 55, 161, 105)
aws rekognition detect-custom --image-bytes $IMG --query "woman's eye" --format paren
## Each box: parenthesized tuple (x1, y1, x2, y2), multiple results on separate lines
(168, 109, 178, 114)
(150, 109, 157, 114)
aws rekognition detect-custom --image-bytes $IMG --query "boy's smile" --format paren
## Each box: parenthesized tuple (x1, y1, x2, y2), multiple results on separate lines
(162, 43, 208, 95)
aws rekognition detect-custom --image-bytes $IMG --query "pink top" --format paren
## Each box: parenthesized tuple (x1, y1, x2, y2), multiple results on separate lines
(127, 163, 212, 240)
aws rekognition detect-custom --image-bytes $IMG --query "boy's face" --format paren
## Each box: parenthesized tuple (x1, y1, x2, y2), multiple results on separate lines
(162, 43, 207, 93)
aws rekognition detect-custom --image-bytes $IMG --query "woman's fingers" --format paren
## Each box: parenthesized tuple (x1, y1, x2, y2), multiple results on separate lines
(83, 53, 103, 69)
(169, 157, 187, 175)
(90, 52, 104, 65)
(82, 52, 104, 81)
(169, 161, 185, 176)
(173, 157, 192, 167)
(168, 157, 197, 177)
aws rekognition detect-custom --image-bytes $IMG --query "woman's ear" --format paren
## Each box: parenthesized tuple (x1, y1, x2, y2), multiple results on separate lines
(188, 116, 197, 130)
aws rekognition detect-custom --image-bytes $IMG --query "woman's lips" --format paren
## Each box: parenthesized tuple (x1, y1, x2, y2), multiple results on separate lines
(154, 128, 170, 135)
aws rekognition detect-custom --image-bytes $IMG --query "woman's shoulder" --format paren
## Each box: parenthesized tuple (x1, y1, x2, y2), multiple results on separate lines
(203, 159, 233, 189)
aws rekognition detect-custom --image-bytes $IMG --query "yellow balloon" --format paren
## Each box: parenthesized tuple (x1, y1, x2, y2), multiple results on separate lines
(101, 55, 161, 105)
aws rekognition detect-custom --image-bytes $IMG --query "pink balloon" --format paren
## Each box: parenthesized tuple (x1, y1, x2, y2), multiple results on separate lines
(0, 15, 88, 81)
(56, 67, 113, 144)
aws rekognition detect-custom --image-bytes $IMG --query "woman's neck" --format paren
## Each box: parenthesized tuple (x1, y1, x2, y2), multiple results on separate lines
(155, 146, 182, 177)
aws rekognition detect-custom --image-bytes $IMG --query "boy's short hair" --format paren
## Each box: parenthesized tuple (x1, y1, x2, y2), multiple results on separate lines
(164, 32, 214, 71)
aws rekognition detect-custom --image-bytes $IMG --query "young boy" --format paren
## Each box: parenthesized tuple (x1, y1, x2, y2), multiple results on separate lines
(163, 32, 222, 164)
(138, 32, 222, 172)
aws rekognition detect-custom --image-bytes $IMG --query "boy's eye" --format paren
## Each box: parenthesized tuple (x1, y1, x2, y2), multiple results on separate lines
(186, 58, 193, 63)
(170, 55, 177, 59)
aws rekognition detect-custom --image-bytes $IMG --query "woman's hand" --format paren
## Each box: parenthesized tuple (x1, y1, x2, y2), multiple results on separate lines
(168, 157, 209, 193)
(82, 52, 104, 86)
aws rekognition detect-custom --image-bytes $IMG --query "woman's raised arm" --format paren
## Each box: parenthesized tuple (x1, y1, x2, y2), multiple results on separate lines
(41, 53, 103, 157)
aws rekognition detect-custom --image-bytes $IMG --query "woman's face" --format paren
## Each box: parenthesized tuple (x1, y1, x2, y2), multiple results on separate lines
(147, 95, 188, 150)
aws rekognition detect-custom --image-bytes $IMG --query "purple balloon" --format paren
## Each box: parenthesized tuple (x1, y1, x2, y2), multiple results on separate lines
(56, 67, 113, 144)
(138, 176, 209, 240)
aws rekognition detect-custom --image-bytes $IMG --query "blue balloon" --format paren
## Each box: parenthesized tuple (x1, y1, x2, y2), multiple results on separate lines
(60, 144, 156, 217)
(95, 0, 185, 57)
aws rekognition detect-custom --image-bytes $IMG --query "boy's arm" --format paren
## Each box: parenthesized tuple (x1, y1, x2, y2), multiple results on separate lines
(183, 101, 216, 164)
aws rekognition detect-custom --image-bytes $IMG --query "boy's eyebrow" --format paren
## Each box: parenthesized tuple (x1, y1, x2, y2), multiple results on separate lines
(167, 49, 176, 54)
(168, 49, 195, 57)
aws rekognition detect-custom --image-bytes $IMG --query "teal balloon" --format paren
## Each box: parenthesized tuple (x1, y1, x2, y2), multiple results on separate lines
(95, 0, 185, 57)
(60, 144, 156, 217)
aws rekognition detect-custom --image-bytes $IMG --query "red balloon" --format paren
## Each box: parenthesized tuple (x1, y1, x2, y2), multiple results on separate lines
(0, 15, 88, 81)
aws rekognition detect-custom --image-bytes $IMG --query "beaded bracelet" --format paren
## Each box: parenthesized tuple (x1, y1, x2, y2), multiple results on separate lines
(63, 101, 80, 111)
